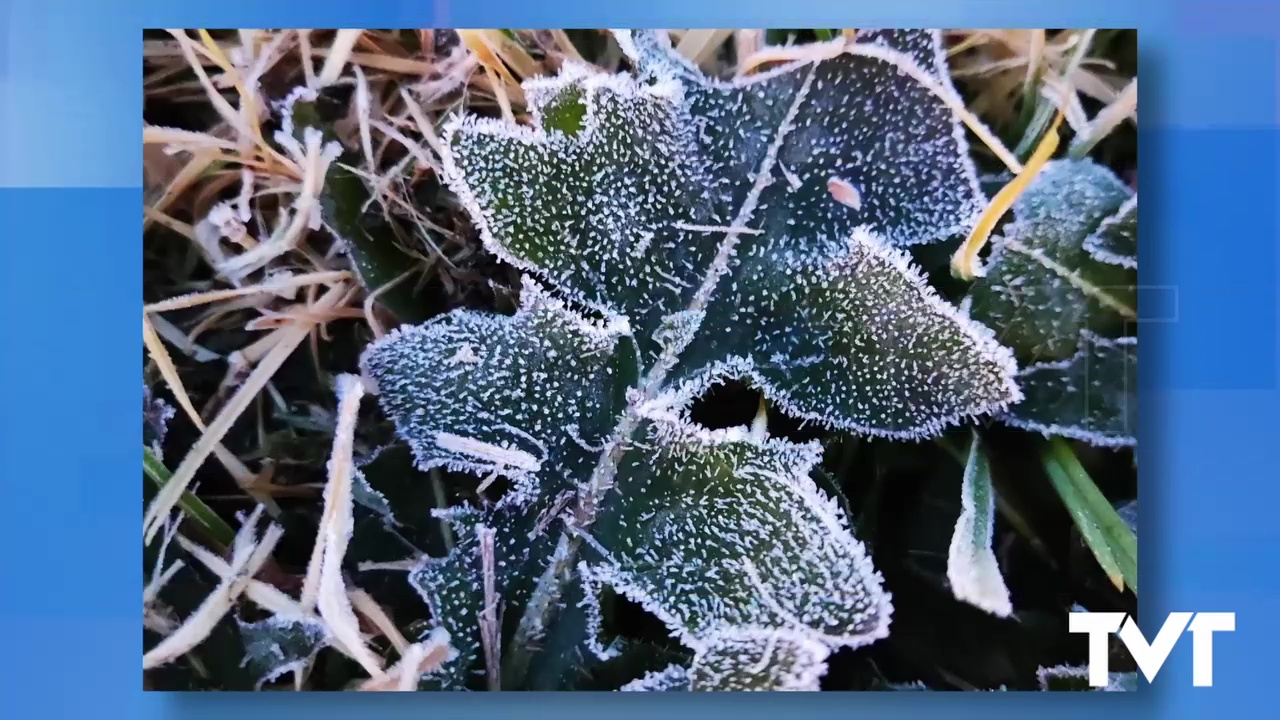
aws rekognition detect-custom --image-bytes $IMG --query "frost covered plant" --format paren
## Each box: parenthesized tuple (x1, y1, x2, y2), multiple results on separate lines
(355, 29, 1031, 691)
(967, 157, 1138, 448)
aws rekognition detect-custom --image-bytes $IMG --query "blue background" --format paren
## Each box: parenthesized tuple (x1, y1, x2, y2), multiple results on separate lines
(1, 0, 1276, 716)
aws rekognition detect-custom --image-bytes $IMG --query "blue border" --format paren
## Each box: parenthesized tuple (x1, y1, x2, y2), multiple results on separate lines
(2, 0, 1277, 717)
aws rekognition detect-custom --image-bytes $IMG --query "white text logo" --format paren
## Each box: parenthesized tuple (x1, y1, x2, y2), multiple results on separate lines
(1068, 612, 1235, 687)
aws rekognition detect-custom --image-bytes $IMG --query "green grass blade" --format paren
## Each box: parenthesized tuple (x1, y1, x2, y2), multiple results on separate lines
(1041, 437, 1137, 594)
(1014, 30, 1096, 158)
(144, 446, 235, 550)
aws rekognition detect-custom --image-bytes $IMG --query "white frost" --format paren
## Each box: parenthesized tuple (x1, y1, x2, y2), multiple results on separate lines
(945, 431, 1013, 617)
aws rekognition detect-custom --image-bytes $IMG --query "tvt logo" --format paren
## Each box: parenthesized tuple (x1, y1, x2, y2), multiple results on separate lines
(1069, 612, 1235, 687)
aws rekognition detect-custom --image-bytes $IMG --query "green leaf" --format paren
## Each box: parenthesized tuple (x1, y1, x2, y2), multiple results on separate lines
(1083, 195, 1137, 270)
(673, 226, 1021, 438)
(585, 414, 892, 646)
(406, 506, 559, 689)
(1041, 438, 1137, 593)
(967, 159, 1136, 361)
(560, 636, 690, 691)
(238, 615, 330, 688)
(619, 29, 985, 247)
(351, 468, 397, 525)
(945, 432, 1013, 617)
(144, 446, 235, 550)
(1005, 331, 1137, 447)
(444, 30, 1019, 430)
(362, 278, 634, 508)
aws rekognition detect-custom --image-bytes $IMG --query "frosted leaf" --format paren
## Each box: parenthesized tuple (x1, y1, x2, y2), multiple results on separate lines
(616, 29, 984, 247)
(368, 31, 1030, 688)
(672, 227, 1022, 438)
(1083, 195, 1137, 269)
(619, 663, 691, 691)
(406, 534, 481, 689)
(445, 30, 985, 364)
(407, 506, 558, 690)
(1037, 664, 1138, 692)
(351, 468, 397, 526)
(585, 413, 892, 657)
(443, 62, 720, 362)
(968, 160, 1136, 360)
(238, 615, 329, 688)
(1003, 332, 1137, 448)
(360, 277, 633, 507)
(143, 384, 176, 461)
(619, 631, 829, 692)
(687, 629, 829, 691)
(945, 432, 1013, 617)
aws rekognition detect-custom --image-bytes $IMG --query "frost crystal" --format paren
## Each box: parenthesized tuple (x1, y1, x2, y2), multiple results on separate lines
(621, 629, 830, 691)
(619, 663, 692, 692)
(688, 629, 830, 691)
(1083, 195, 1137, 269)
(144, 384, 176, 461)
(1003, 331, 1137, 447)
(1037, 663, 1138, 692)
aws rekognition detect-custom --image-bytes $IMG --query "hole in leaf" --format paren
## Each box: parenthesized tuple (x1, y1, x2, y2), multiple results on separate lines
(687, 380, 828, 444)
(602, 589, 679, 647)
(688, 380, 759, 430)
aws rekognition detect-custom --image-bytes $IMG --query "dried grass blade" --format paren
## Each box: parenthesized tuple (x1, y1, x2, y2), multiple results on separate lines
(357, 628, 456, 691)
(1070, 77, 1137, 158)
(950, 111, 1063, 280)
(143, 508, 280, 669)
(318, 30, 364, 87)
(143, 283, 349, 542)
(674, 29, 733, 68)
(145, 270, 352, 314)
(549, 30, 584, 63)
(144, 314, 209, 428)
(349, 589, 410, 654)
(304, 374, 385, 678)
